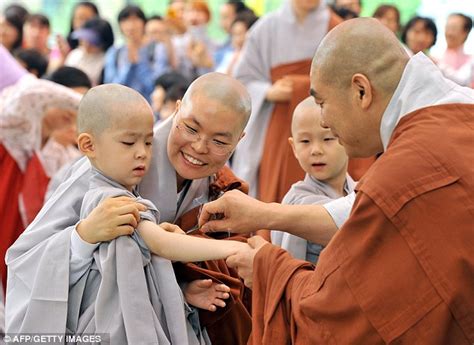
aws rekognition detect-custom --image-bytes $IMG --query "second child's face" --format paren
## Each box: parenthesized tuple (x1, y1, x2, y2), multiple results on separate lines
(290, 107, 348, 185)
(93, 109, 154, 191)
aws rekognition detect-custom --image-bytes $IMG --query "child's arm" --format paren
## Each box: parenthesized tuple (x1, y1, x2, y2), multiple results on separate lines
(137, 220, 248, 262)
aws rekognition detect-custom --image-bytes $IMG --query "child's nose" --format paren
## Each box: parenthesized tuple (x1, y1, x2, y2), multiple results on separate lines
(311, 143, 323, 155)
(135, 144, 147, 159)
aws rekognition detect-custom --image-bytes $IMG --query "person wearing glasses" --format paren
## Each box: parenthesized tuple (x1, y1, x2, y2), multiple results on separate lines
(6, 73, 253, 344)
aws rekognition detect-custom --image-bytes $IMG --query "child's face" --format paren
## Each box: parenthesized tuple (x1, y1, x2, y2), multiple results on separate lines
(92, 109, 154, 191)
(290, 106, 348, 184)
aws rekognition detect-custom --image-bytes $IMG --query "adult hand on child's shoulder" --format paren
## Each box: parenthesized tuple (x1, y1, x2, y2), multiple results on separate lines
(77, 196, 147, 244)
(184, 279, 231, 312)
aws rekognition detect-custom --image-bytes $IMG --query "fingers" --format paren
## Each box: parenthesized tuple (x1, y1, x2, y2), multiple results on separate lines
(226, 254, 238, 269)
(198, 199, 223, 227)
(216, 292, 230, 300)
(212, 298, 226, 308)
(248, 235, 268, 249)
(116, 214, 138, 228)
(116, 225, 135, 237)
(200, 219, 230, 233)
(159, 222, 185, 234)
(194, 279, 213, 288)
(214, 283, 230, 293)
(243, 278, 253, 289)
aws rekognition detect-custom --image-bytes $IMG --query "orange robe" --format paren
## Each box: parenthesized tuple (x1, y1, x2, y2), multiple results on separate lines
(251, 104, 474, 344)
(174, 165, 252, 345)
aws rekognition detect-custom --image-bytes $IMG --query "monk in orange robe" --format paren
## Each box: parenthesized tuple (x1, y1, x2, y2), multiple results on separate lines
(199, 18, 474, 344)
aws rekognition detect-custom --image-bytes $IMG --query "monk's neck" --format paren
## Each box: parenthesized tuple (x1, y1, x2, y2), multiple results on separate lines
(176, 173, 194, 193)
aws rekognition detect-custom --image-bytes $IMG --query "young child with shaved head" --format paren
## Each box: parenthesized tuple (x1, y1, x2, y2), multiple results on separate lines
(76, 84, 248, 260)
(271, 97, 354, 263)
(7, 73, 254, 344)
(6, 83, 246, 344)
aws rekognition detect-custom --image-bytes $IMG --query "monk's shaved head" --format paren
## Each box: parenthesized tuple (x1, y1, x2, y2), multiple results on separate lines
(181, 72, 252, 131)
(291, 97, 321, 136)
(78, 84, 152, 136)
(311, 18, 409, 95)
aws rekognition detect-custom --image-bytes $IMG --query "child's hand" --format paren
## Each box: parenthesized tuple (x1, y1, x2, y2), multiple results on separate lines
(159, 222, 185, 234)
(183, 279, 231, 312)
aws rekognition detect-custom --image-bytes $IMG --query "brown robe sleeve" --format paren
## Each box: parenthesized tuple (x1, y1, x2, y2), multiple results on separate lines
(250, 184, 472, 344)
(173, 165, 252, 345)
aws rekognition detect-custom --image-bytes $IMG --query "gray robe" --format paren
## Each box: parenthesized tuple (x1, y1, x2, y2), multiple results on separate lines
(5, 117, 211, 343)
(68, 168, 197, 344)
(231, 0, 330, 196)
(271, 174, 355, 262)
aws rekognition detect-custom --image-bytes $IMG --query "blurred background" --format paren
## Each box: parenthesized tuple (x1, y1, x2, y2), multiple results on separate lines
(2, 0, 473, 54)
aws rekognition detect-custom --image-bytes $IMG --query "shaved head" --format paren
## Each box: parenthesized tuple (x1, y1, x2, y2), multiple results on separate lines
(308, 18, 411, 157)
(311, 17, 409, 96)
(78, 84, 152, 136)
(291, 97, 321, 136)
(181, 72, 252, 131)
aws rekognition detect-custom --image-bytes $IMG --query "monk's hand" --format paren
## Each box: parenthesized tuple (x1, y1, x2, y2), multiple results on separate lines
(266, 77, 293, 102)
(77, 196, 147, 244)
(159, 222, 185, 234)
(183, 279, 231, 312)
(199, 190, 271, 234)
(226, 236, 268, 289)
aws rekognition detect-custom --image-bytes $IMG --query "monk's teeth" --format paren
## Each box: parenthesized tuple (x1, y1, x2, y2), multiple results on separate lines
(183, 152, 205, 166)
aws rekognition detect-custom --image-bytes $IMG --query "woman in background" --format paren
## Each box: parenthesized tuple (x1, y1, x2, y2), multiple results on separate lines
(401, 16, 437, 56)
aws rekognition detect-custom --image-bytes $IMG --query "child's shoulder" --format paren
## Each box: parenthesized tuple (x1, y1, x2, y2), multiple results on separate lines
(80, 184, 133, 219)
(282, 178, 329, 205)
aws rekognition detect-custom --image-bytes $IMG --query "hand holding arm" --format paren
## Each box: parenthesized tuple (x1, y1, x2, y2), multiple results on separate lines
(138, 220, 249, 262)
(226, 236, 269, 289)
(76, 196, 147, 244)
(199, 190, 338, 246)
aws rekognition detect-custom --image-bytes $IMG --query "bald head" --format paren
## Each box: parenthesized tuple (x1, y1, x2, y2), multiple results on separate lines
(78, 84, 152, 136)
(312, 18, 409, 96)
(181, 72, 252, 131)
(291, 97, 321, 136)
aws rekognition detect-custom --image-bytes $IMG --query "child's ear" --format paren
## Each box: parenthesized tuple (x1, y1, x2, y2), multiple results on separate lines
(77, 133, 95, 157)
(288, 137, 297, 158)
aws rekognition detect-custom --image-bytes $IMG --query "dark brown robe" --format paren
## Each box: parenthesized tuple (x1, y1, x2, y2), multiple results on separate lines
(174, 165, 252, 345)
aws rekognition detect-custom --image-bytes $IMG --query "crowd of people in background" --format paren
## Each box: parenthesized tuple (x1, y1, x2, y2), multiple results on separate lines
(0, 0, 473, 341)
